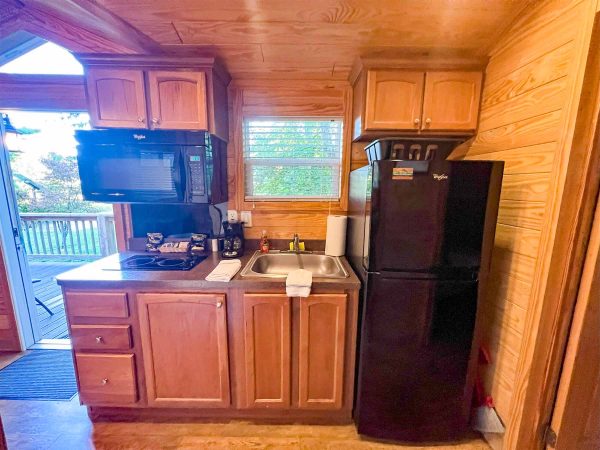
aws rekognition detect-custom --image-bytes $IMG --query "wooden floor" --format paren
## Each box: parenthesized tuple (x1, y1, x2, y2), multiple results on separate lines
(0, 353, 491, 449)
(29, 261, 84, 340)
(0, 399, 492, 450)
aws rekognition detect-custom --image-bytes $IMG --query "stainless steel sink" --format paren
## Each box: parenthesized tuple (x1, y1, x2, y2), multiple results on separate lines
(240, 251, 349, 278)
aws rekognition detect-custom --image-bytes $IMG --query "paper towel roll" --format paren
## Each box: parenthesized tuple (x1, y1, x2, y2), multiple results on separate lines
(325, 215, 348, 256)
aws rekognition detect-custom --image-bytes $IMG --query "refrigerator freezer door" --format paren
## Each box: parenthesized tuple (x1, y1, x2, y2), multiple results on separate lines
(367, 160, 494, 273)
(354, 273, 479, 441)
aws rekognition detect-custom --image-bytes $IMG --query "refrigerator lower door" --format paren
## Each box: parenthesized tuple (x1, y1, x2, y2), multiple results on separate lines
(355, 273, 479, 442)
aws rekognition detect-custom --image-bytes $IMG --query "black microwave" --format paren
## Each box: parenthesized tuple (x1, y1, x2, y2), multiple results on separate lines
(75, 129, 227, 204)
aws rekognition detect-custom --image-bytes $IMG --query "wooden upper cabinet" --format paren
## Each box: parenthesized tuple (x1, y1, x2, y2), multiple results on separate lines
(298, 294, 347, 409)
(243, 294, 291, 408)
(364, 70, 424, 131)
(79, 55, 230, 140)
(421, 71, 482, 131)
(86, 68, 147, 128)
(137, 293, 230, 408)
(147, 70, 208, 130)
(353, 68, 482, 140)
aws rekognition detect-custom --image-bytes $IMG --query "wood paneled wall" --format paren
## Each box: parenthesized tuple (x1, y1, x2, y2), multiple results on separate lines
(0, 245, 21, 351)
(463, 0, 595, 431)
(227, 80, 354, 240)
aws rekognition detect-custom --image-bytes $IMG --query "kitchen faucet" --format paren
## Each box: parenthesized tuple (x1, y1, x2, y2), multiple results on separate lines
(280, 233, 312, 254)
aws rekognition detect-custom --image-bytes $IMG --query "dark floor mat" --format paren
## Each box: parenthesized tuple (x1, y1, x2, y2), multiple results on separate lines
(0, 350, 77, 401)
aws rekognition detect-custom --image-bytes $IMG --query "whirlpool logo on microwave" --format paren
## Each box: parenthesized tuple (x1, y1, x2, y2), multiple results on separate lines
(433, 173, 449, 181)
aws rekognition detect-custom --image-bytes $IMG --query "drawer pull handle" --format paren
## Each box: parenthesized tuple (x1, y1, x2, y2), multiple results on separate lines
(101, 378, 109, 385)
(95, 336, 103, 344)
(216, 301, 223, 308)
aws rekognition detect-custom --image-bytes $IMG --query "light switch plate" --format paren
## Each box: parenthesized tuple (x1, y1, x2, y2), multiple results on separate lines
(240, 211, 252, 227)
(227, 210, 238, 222)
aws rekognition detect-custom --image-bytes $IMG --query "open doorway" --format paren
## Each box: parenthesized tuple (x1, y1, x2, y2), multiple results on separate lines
(0, 40, 117, 347)
(1, 111, 117, 345)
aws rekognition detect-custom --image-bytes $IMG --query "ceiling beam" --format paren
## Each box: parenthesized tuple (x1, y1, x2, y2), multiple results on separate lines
(0, 73, 86, 110)
(8, 0, 162, 54)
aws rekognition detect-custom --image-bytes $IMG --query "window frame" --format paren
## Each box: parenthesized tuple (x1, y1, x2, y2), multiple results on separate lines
(242, 116, 344, 202)
(236, 114, 351, 212)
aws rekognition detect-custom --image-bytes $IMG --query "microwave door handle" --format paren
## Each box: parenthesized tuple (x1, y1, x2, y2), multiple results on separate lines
(175, 149, 187, 202)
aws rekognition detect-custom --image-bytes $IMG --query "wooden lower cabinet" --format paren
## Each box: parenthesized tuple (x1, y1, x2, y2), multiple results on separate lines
(298, 294, 347, 409)
(65, 287, 355, 420)
(137, 293, 231, 408)
(243, 294, 292, 408)
(76, 353, 137, 405)
(242, 293, 348, 411)
(71, 324, 132, 351)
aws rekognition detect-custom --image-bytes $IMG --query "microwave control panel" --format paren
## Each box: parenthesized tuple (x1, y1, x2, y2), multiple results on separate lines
(187, 152, 207, 202)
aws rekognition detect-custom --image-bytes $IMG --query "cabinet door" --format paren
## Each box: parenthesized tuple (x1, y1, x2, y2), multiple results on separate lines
(138, 293, 230, 408)
(147, 70, 208, 130)
(243, 294, 291, 408)
(85, 68, 147, 128)
(298, 294, 347, 409)
(364, 70, 424, 131)
(421, 71, 482, 131)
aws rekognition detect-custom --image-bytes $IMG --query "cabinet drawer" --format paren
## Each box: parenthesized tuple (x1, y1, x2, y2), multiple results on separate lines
(76, 353, 137, 405)
(71, 325, 132, 351)
(65, 292, 129, 318)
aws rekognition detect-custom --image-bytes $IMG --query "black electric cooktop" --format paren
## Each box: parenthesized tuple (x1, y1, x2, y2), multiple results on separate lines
(118, 254, 207, 271)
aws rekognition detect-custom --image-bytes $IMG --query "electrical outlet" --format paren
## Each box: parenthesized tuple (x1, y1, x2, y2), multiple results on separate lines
(240, 211, 252, 227)
(227, 210, 238, 222)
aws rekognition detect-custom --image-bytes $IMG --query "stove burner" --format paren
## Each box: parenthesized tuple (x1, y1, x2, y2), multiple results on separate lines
(156, 258, 185, 267)
(119, 254, 207, 271)
(125, 256, 156, 267)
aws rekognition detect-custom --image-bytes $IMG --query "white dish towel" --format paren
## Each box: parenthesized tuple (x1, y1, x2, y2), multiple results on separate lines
(286, 269, 313, 298)
(205, 259, 242, 282)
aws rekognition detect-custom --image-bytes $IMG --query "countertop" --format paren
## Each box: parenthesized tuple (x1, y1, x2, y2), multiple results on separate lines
(55, 251, 361, 290)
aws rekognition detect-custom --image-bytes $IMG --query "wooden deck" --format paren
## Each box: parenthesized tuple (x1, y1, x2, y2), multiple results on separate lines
(28, 261, 84, 340)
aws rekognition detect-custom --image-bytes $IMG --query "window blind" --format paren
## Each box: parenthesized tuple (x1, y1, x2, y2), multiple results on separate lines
(243, 118, 343, 201)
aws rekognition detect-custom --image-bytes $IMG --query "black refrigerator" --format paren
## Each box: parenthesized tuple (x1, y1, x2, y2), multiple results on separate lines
(347, 155, 503, 442)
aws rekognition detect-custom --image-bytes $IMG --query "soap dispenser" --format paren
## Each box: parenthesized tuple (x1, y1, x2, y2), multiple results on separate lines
(259, 230, 270, 253)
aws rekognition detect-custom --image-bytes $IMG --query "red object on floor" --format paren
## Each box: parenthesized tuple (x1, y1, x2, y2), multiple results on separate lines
(472, 346, 495, 408)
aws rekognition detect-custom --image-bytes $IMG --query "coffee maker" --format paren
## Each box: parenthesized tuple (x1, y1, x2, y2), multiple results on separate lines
(222, 221, 244, 258)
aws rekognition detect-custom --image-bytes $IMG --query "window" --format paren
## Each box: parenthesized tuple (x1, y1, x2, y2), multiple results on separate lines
(243, 118, 344, 201)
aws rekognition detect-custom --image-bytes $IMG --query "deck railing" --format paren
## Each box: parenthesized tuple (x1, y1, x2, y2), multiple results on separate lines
(19, 213, 118, 260)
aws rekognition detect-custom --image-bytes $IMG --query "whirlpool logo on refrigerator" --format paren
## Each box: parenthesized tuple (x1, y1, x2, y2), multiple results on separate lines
(433, 173, 449, 181)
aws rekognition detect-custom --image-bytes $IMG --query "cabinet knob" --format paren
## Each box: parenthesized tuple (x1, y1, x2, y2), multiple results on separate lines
(101, 378, 109, 385)
(95, 336, 103, 344)
(425, 118, 432, 125)
(137, 117, 145, 123)
(151, 118, 160, 125)
(216, 301, 223, 308)
(413, 118, 420, 125)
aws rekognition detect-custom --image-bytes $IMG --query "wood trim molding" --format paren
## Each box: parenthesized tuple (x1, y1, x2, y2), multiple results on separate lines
(550, 189, 600, 449)
(505, 3, 600, 449)
(0, 73, 86, 111)
(228, 81, 353, 214)
(112, 204, 132, 252)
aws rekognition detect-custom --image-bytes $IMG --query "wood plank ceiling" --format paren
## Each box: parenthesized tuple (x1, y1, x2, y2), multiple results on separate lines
(94, 0, 531, 79)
